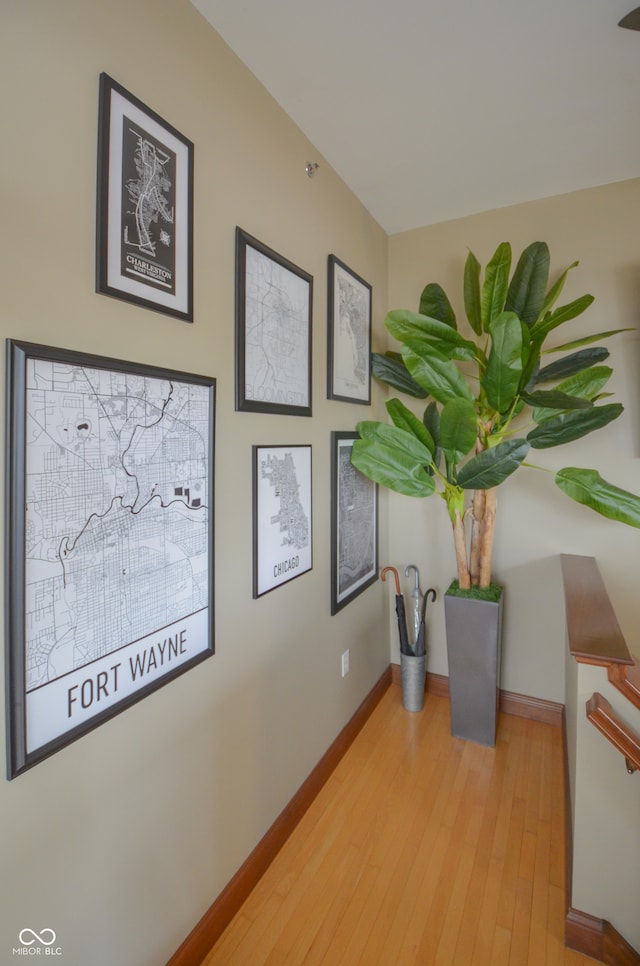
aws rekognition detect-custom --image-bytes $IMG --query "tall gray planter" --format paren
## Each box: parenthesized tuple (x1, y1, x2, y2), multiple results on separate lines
(443, 589, 503, 746)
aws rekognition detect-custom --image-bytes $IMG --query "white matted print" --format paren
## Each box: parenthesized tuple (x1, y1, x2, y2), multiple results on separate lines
(236, 228, 313, 416)
(96, 73, 194, 321)
(5, 340, 214, 778)
(327, 255, 372, 403)
(253, 444, 312, 597)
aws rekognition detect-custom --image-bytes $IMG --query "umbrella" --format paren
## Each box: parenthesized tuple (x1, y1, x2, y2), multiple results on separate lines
(414, 587, 437, 657)
(381, 566, 410, 656)
(404, 564, 422, 653)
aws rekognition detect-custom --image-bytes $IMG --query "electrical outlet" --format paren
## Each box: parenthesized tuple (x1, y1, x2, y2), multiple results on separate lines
(341, 649, 350, 677)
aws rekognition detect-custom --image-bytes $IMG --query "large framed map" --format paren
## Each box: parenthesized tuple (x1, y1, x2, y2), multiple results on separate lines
(327, 256, 372, 404)
(236, 228, 313, 416)
(96, 73, 194, 322)
(252, 444, 312, 597)
(330, 432, 378, 614)
(5, 340, 215, 778)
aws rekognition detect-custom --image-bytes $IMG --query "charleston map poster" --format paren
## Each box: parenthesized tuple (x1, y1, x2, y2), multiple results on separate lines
(6, 341, 215, 777)
(96, 73, 194, 322)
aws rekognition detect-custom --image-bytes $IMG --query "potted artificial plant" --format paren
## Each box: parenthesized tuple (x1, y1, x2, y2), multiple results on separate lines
(351, 241, 640, 745)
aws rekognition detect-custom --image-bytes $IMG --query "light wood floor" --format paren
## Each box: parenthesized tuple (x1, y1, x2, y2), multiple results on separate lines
(202, 687, 597, 965)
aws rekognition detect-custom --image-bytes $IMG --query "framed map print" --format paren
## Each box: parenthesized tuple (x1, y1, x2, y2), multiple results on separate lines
(330, 432, 378, 614)
(5, 340, 215, 778)
(236, 228, 313, 416)
(327, 255, 372, 404)
(96, 72, 194, 322)
(252, 444, 312, 597)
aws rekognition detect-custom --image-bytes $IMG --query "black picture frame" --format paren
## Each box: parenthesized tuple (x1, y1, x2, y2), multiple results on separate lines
(327, 255, 372, 404)
(96, 72, 194, 322)
(5, 339, 215, 778)
(330, 432, 378, 614)
(236, 228, 313, 416)
(252, 444, 312, 597)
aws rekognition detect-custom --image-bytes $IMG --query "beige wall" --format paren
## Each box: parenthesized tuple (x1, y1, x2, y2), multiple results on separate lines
(0, 2, 389, 963)
(569, 662, 640, 949)
(388, 180, 640, 700)
(2, 2, 639, 962)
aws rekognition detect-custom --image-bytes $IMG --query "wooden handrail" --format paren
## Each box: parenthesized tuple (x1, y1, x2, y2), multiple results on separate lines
(586, 692, 640, 775)
(608, 659, 640, 711)
(561, 555, 633, 667)
(562, 555, 640, 714)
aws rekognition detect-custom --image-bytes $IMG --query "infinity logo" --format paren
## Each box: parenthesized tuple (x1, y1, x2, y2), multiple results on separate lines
(18, 929, 56, 946)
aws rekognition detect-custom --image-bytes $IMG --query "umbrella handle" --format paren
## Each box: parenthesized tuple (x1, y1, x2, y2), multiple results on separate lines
(421, 587, 437, 620)
(405, 564, 420, 594)
(381, 566, 401, 596)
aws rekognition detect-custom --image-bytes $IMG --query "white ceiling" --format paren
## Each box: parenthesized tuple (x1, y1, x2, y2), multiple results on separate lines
(191, 0, 640, 235)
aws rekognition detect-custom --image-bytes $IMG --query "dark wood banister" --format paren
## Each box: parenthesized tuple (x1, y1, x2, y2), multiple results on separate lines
(561, 554, 640, 774)
(560, 554, 633, 667)
(586, 692, 640, 775)
(607, 660, 640, 712)
(561, 554, 640, 709)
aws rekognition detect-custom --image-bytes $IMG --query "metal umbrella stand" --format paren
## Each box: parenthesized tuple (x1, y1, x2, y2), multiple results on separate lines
(382, 565, 426, 712)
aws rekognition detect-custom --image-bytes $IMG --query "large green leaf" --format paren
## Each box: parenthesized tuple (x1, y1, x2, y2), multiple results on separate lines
(423, 400, 442, 472)
(555, 366, 612, 399)
(371, 351, 428, 398)
(505, 241, 550, 326)
(401, 342, 474, 405)
(530, 367, 612, 423)
(536, 260, 578, 321)
(385, 310, 477, 361)
(351, 427, 436, 498)
(419, 283, 456, 329)
(522, 389, 593, 413)
(481, 312, 523, 412)
(357, 420, 434, 463)
(531, 294, 595, 342)
(439, 398, 478, 465)
(556, 468, 640, 528)
(527, 403, 623, 449)
(542, 328, 632, 353)
(481, 242, 512, 332)
(456, 438, 530, 490)
(536, 346, 610, 382)
(520, 336, 541, 392)
(463, 250, 482, 335)
(399, 331, 479, 364)
(386, 398, 435, 454)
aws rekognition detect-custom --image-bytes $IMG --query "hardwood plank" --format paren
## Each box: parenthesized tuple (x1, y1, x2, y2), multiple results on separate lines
(200, 687, 610, 966)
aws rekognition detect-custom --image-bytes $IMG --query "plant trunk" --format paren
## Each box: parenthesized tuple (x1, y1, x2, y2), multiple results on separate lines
(469, 488, 486, 585)
(469, 487, 497, 587)
(452, 510, 470, 589)
(478, 487, 497, 587)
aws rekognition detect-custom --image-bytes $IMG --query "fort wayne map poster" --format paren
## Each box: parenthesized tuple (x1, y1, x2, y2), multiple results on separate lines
(5, 340, 215, 778)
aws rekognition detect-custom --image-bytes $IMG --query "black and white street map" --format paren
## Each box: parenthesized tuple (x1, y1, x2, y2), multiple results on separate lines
(244, 246, 310, 409)
(121, 116, 176, 294)
(337, 439, 376, 603)
(254, 445, 312, 596)
(332, 262, 370, 401)
(23, 357, 212, 752)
